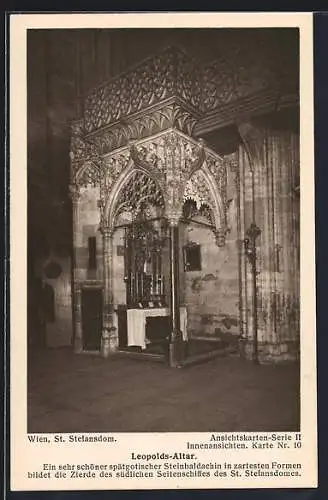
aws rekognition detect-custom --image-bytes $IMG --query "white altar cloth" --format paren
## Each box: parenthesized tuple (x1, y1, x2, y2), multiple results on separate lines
(127, 307, 187, 349)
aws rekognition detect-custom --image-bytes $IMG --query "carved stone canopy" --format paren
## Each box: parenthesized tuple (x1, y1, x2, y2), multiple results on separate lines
(82, 47, 204, 135)
(70, 43, 288, 157)
(71, 125, 233, 242)
(69, 128, 233, 244)
(97, 129, 208, 229)
(80, 43, 285, 135)
(69, 45, 241, 245)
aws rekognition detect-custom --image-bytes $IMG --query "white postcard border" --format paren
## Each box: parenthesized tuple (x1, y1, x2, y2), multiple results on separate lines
(9, 12, 317, 491)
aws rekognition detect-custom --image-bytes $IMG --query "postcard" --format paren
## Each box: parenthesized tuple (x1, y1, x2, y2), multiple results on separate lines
(10, 12, 316, 491)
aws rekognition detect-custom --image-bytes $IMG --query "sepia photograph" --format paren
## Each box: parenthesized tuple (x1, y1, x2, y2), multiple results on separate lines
(8, 12, 318, 491)
(26, 25, 302, 435)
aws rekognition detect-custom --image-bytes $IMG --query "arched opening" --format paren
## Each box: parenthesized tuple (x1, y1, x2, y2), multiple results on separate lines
(179, 198, 223, 343)
(107, 168, 173, 353)
(112, 169, 166, 308)
(104, 158, 232, 357)
(178, 167, 239, 352)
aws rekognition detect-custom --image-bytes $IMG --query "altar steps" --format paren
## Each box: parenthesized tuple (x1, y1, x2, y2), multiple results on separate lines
(117, 338, 239, 366)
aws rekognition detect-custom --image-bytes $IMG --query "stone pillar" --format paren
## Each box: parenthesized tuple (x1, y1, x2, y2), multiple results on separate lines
(101, 226, 117, 357)
(238, 121, 300, 362)
(69, 183, 83, 353)
(168, 217, 184, 368)
(228, 155, 248, 343)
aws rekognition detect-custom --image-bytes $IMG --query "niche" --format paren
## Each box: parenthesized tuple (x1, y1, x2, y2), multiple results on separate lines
(183, 243, 202, 272)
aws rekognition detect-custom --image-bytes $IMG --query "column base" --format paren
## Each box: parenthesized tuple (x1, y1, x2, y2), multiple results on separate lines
(101, 326, 118, 358)
(239, 339, 300, 363)
(168, 330, 185, 368)
(73, 337, 83, 354)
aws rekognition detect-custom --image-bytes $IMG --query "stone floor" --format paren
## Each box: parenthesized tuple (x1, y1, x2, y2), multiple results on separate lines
(28, 347, 300, 433)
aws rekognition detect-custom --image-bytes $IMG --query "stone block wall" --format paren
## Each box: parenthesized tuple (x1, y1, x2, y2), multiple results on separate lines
(32, 254, 73, 348)
(75, 186, 102, 282)
(179, 219, 239, 340)
(43, 255, 73, 347)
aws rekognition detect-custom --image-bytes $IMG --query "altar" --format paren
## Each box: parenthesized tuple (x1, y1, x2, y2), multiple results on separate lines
(127, 307, 187, 350)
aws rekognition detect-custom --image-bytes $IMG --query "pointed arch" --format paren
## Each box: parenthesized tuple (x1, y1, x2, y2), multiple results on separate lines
(103, 160, 166, 229)
(74, 160, 102, 187)
(184, 165, 226, 233)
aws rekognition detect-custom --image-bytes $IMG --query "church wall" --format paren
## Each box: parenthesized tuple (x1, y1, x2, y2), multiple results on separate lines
(32, 254, 73, 348)
(43, 256, 73, 347)
(75, 186, 102, 282)
(178, 162, 240, 340)
(179, 216, 239, 340)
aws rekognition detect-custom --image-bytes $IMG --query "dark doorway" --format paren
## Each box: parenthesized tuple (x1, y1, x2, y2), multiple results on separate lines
(81, 288, 103, 351)
(117, 305, 128, 349)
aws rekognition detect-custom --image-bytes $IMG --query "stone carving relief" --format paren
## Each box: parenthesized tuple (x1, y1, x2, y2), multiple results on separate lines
(72, 124, 229, 244)
(199, 205, 216, 228)
(82, 46, 244, 136)
(182, 199, 217, 229)
(129, 140, 167, 186)
(159, 131, 205, 225)
(175, 49, 202, 109)
(83, 48, 178, 134)
(129, 130, 205, 213)
(183, 165, 228, 245)
(113, 170, 165, 224)
(77, 162, 102, 188)
(184, 170, 216, 213)
(78, 44, 283, 138)
(99, 130, 207, 229)
(70, 119, 104, 188)
(88, 103, 200, 155)
(100, 150, 131, 209)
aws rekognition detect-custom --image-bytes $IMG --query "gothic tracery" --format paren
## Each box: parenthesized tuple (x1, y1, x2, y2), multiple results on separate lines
(113, 170, 165, 224)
